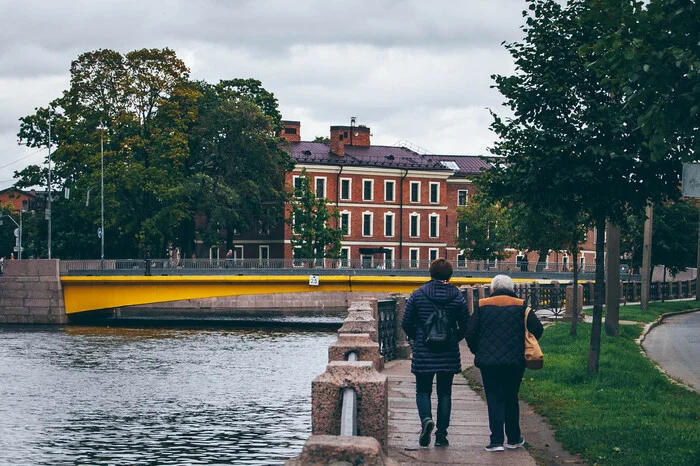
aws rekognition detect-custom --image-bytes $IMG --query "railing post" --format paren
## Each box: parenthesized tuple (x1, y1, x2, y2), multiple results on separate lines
(390, 293, 411, 359)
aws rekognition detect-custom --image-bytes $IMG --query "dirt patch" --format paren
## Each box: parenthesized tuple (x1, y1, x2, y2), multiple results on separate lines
(463, 366, 588, 466)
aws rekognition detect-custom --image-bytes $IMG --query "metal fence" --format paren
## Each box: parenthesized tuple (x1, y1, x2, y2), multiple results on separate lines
(377, 300, 397, 362)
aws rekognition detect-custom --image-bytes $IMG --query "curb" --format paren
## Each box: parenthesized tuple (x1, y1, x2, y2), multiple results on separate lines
(636, 308, 699, 392)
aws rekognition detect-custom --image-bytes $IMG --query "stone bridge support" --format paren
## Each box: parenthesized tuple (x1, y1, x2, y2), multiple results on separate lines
(0, 260, 65, 324)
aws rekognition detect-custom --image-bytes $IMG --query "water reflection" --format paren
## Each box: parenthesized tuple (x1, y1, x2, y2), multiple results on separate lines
(0, 325, 334, 465)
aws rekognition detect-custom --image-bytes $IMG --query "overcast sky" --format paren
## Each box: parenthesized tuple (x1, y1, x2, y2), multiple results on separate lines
(0, 0, 527, 189)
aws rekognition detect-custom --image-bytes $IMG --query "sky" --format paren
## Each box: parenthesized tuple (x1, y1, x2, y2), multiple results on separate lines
(0, 0, 528, 190)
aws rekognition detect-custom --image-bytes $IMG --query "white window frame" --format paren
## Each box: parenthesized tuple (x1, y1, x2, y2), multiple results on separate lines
(409, 248, 420, 268)
(234, 245, 244, 261)
(429, 248, 439, 262)
(362, 211, 374, 237)
(384, 180, 395, 202)
(457, 251, 466, 267)
(410, 181, 421, 203)
(259, 245, 270, 264)
(429, 182, 440, 204)
(339, 247, 350, 268)
(457, 189, 468, 206)
(409, 213, 420, 238)
(363, 179, 374, 201)
(209, 247, 220, 260)
(429, 213, 439, 238)
(340, 211, 351, 236)
(383, 247, 395, 269)
(340, 178, 352, 201)
(384, 212, 395, 237)
(315, 176, 327, 199)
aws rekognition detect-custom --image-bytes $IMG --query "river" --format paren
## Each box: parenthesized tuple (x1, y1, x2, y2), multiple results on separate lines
(0, 325, 336, 465)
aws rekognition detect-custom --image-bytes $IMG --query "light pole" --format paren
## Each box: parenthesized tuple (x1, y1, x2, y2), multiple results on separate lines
(98, 123, 106, 265)
(47, 115, 52, 259)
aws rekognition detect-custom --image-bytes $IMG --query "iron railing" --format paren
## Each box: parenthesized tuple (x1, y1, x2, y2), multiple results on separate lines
(377, 300, 397, 362)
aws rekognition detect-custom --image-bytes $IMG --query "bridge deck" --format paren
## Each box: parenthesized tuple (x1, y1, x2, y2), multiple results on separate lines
(383, 343, 537, 465)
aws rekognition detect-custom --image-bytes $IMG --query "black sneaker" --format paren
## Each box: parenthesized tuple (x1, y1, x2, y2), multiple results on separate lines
(505, 437, 525, 449)
(419, 418, 434, 447)
(435, 433, 449, 447)
(484, 443, 504, 452)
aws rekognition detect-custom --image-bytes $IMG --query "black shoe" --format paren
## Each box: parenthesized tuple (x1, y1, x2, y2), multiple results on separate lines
(435, 433, 449, 447)
(484, 443, 504, 452)
(419, 418, 434, 447)
(505, 437, 525, 449)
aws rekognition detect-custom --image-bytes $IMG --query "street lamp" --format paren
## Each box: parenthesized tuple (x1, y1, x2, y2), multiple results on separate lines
(97, 123, 106, 265)
(1, 211, 22, 260)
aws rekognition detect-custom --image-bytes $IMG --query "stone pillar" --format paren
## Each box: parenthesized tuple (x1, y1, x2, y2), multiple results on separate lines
(286, 435, 394, 466)
(311, 361, 388, 448)
(338, 301, 377, 342)
(565, 285, 584, 321)
(0, 259, 65, 324)
(328, 333, 383, 371)
(460, 285, 474, 314)
(390, 293, 411, 359)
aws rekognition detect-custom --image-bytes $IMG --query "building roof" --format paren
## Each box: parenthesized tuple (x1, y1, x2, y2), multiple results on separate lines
(285, 141, 451, 171)
(429, 155, 492, 177)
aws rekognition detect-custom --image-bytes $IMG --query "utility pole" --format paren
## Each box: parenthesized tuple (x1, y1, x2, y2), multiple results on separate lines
(99, 123, 105, 266)
(641, 203, 653, 311)
(47, 114, 52, 259)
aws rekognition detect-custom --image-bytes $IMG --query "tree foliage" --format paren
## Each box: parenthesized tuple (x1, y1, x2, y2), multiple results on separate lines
(14, 49, 292, 259)
(286, 169, 343, 262)
(456, 195, 511, 262)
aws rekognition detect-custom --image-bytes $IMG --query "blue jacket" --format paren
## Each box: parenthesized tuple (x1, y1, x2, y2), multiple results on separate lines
(465, 289, 544, 368)
(401, 280, 470, 374)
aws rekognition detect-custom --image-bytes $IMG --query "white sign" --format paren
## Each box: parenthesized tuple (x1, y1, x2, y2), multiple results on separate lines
(309, 275, 319, 286)
(682, 164, 700, 198)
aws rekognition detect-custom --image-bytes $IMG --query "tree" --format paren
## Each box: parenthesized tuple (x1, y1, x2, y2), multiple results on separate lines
(455, 195, 511, 265)
(484, 0, 684, 372)
(286, 169, 344, 265)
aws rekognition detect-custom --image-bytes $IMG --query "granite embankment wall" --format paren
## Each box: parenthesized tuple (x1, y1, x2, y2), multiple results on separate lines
(0, 260, 66, 324)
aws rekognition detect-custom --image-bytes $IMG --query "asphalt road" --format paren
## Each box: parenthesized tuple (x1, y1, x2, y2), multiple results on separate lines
(643, 311, 700, 391)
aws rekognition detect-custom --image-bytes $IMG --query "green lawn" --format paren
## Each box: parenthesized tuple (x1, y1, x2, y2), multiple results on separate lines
(602, 299, 700, 323)
(519, 321, 700, 466)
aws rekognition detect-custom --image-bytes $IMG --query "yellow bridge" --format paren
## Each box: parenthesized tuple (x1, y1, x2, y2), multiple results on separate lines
(61, 275, 494, 315)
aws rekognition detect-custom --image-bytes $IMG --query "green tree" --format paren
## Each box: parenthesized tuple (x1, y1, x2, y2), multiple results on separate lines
(286, 169, 343, 265)
(484, 0, 684, 372)
(455, 195, 511, 265)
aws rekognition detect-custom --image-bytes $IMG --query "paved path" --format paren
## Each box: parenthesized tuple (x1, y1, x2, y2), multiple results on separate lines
(643, 310, 700, 391)
(384, 342, 537, 465)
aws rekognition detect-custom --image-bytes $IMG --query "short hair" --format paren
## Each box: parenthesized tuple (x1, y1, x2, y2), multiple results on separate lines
(491, 274, 514, 292)
(429, 258, 453, 281)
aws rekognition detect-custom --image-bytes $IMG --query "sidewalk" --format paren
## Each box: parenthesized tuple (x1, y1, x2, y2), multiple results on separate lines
(384, 342, 537, 465)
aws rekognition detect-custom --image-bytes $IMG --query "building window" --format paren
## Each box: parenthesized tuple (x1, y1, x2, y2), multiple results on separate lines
(429, 214, 439, 238)
(315, 177, 326, 199)
(429, 182, 439, 203)
(410, 181, 420, 203)
(363, 179, 374, 201)
(458, 190, 468, 206)
(363, 212, 373, 237)
(293, 176, 304, 196)
(361, 254, 373, 269)
(385, 180, 395, 202)
(21, 200, 28, 211)
(340, 178, 351, 200)
(429, 248, 439, 262)
(339, 247, 350, 268)
(340, 211, 351, 236)
(409, 213, 420, 237)
(285, 127, 297, 135)
(384, 213, 394, 237)
(259, 245, 269, 265)
(234, 246, 244, 261)
(384, 248, 394, 269)
(457, 251, 466, 267)
(409, 248, 419, 268)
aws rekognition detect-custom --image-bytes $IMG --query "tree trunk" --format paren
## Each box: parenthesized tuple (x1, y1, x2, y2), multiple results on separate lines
(662, 265, 667, 303)
(641, 203, 653, 311)
(605, 221, 620, 336)
(570, 242, 579, 337)
(587, 214, 606, 374)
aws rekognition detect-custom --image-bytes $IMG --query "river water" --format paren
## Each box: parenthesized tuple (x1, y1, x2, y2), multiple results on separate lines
(0, 325, 336, 465)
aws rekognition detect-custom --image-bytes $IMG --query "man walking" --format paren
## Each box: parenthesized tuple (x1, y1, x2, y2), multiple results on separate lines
(401, 258, 470, 447)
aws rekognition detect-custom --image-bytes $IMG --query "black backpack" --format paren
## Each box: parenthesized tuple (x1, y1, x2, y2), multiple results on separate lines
(418, 290, 454, 349)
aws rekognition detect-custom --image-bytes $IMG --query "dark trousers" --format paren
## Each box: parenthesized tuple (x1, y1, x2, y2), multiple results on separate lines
(415, 372, 454, 436)
(480, 366, 525, 445)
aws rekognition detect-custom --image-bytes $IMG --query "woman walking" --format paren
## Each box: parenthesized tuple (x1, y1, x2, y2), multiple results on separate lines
(465, 274, 543, 452)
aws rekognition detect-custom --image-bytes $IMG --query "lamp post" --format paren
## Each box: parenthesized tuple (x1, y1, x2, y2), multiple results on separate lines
(98, 123, 106, 266)
(47, 115, 52, 259)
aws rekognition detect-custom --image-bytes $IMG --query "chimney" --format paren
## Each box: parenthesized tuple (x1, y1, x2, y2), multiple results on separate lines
(281, 120, 301, 142)
(330, 127, 345, 156)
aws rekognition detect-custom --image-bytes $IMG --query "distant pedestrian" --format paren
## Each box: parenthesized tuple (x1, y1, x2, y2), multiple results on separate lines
(226, 249, 233, 268)
(401, 258, 470, 448)
(466, 274, 543, 452)
(9, 253, 14, 260)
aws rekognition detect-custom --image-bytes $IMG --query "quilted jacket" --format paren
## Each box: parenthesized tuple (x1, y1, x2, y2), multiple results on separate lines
(465, 289, 544, 368)
(401, 279, 470, 374)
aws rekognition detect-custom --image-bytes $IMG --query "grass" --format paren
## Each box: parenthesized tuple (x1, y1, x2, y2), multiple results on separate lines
(601, 299, 700, 323)
(519, 322, 700, 466)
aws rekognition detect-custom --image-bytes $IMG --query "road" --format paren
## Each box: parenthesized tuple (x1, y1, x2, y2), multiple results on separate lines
(643, 311, 700, 391)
